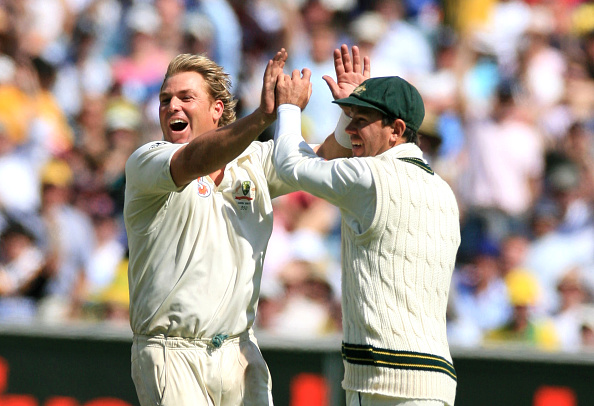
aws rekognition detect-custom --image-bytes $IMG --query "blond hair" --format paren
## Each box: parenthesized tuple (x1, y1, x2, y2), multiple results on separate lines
(162, 54, 237, 127)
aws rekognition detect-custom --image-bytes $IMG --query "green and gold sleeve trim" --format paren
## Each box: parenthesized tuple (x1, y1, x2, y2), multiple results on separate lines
(342, 342, 456, 382)
(398, 157, 434, 175)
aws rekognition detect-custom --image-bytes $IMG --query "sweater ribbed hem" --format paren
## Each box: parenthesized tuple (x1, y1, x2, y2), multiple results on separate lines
(342, 363, 456, 406)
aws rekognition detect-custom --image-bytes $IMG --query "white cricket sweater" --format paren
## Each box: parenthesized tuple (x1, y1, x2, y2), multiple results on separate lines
(341, 152, 460, 405)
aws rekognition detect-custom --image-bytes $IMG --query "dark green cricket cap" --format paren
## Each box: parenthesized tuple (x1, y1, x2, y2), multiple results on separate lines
(333, 76, 425, 132)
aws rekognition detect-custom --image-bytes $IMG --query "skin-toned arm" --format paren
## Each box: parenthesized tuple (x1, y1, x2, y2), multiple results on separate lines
(313, 44, 371, 159)
(170, 49, 287, 187)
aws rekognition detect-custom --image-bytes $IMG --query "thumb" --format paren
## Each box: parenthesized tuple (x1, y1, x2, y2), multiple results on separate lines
(322, 75, 339, 98)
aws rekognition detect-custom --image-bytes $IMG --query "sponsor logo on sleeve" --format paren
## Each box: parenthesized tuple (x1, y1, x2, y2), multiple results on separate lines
(197, 177, 212, 197)
(148, 141, 168, 150)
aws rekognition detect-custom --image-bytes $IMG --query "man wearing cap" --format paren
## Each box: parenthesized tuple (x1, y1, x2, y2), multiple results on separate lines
(273, 73, 461, 406)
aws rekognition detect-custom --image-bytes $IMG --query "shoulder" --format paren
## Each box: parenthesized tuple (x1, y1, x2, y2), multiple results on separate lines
(131, 140, 178, 157)
(234, 139, 274, 165)
(241, 139, 273, 156)
(127, 141, 181, 168)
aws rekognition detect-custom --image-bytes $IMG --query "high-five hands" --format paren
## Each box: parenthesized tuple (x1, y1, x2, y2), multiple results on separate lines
(276, 69, 312, 111)
(261, 48, 288, 117)
(323, 44, 371, 101)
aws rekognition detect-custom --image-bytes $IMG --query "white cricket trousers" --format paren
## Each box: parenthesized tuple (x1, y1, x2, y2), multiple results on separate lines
(131, 330, 274, 406)
(346, 391, 447, 406)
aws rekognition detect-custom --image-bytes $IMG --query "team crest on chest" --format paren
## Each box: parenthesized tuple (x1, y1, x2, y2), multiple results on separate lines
(197, 177, 212, 198)
(233, 179, 256, 210)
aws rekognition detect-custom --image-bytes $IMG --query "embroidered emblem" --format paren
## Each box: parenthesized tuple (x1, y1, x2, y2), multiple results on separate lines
(233, 180, 255, 211)
(148, 141, 167, 150)
(197, 177, 212, 197)
(353, 84, 366, 95)
(241, 181, 251, 196)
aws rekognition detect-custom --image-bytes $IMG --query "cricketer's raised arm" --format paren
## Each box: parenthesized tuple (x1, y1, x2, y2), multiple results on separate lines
(273, 103, 372, 211)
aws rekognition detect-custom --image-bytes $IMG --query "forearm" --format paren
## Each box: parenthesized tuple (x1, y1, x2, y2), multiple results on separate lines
(273, 105, 368, 207)
(274, 105, 310, 182)
(171, 109, 274, 186)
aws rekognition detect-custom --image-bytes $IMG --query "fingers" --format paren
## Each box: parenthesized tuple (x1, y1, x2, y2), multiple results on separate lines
(341, 44, 353, 72)
(363, 55, 371, 78)
(333, 47, 345, 77)
(265, 48, 288, 79)
(301, 68, 311, 81)
(272, 48, 288, 68)
(333, 44, 368, 75)
(276, 72, 288, 86)
(289, 68, 311, 82)
(351, 46, 361, 74)
(275, 68, 311, 110)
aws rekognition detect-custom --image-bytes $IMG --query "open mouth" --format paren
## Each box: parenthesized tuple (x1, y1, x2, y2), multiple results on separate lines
(169, 119, 188, 132)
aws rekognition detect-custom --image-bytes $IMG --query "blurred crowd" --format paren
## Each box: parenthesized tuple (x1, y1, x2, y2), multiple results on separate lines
(0, 0, 594, 353)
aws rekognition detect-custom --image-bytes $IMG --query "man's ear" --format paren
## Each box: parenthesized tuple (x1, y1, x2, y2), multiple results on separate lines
(390, 118, 407, 143)
(212, 100, 224, 122)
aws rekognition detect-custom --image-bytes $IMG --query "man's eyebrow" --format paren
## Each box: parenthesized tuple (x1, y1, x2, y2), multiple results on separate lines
(160, 89, 194, 99)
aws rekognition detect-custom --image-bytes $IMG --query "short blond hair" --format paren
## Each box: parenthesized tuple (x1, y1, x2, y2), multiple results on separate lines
(162, 54, 237, 127)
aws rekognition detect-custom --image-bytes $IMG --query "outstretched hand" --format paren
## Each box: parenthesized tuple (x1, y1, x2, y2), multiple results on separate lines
(261, 48, 288, 116)
(323, 44, 370, 101)
(276, 69, 312, 111)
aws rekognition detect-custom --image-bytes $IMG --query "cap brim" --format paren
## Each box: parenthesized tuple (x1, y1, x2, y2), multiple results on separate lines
(333, 96, 390, 117)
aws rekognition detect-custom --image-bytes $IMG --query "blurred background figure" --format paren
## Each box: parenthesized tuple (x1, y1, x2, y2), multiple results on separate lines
(36, 159, 95, 323)
(551, 267, 593, 352)
(580, 304, 594, 351)
(110, 2, 172, 106)
(449, 239, 512, 343)
(259, 239, 341, 339)
(0, 222, 46, 323)
(483, 268, 559, 351)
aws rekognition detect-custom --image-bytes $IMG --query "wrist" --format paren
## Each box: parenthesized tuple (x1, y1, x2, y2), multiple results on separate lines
(274, 104, 302, 141)
(334, 111, 352, 149)
(255, 106, 276, 126)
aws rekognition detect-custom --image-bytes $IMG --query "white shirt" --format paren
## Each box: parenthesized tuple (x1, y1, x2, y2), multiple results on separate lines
(124, 139, 293, 338)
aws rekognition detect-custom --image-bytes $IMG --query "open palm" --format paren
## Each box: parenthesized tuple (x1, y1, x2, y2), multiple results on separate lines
(323, 44, 371, 101)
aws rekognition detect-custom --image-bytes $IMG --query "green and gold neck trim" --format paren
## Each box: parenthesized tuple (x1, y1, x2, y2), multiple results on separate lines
(398, 157, 434, 175)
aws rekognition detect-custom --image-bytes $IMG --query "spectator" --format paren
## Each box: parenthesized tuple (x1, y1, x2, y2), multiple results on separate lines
(458, 80, 545, 252)
(110, 2, 172, 105)
(289, 21, 343, 143)
(524, 157, 594, 313)
(0, 121, 41, 217)
(450, 239, 512, 336)
(579, 304, 594, 350)
(264, 254, 341, 338)
(370, 0, 435, 80)
(484, 268, 559, 351)
(36, 159, 95, 322)
(80, 193, 126, 317)
(0, 222, 46, 323)
(552, 267, 592, 352)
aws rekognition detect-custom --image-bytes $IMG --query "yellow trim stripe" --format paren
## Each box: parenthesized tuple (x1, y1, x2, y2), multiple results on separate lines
(342, 342, 456, 382)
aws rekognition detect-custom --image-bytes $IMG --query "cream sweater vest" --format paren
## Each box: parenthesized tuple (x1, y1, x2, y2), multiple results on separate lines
(341, 150, 460, 405)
